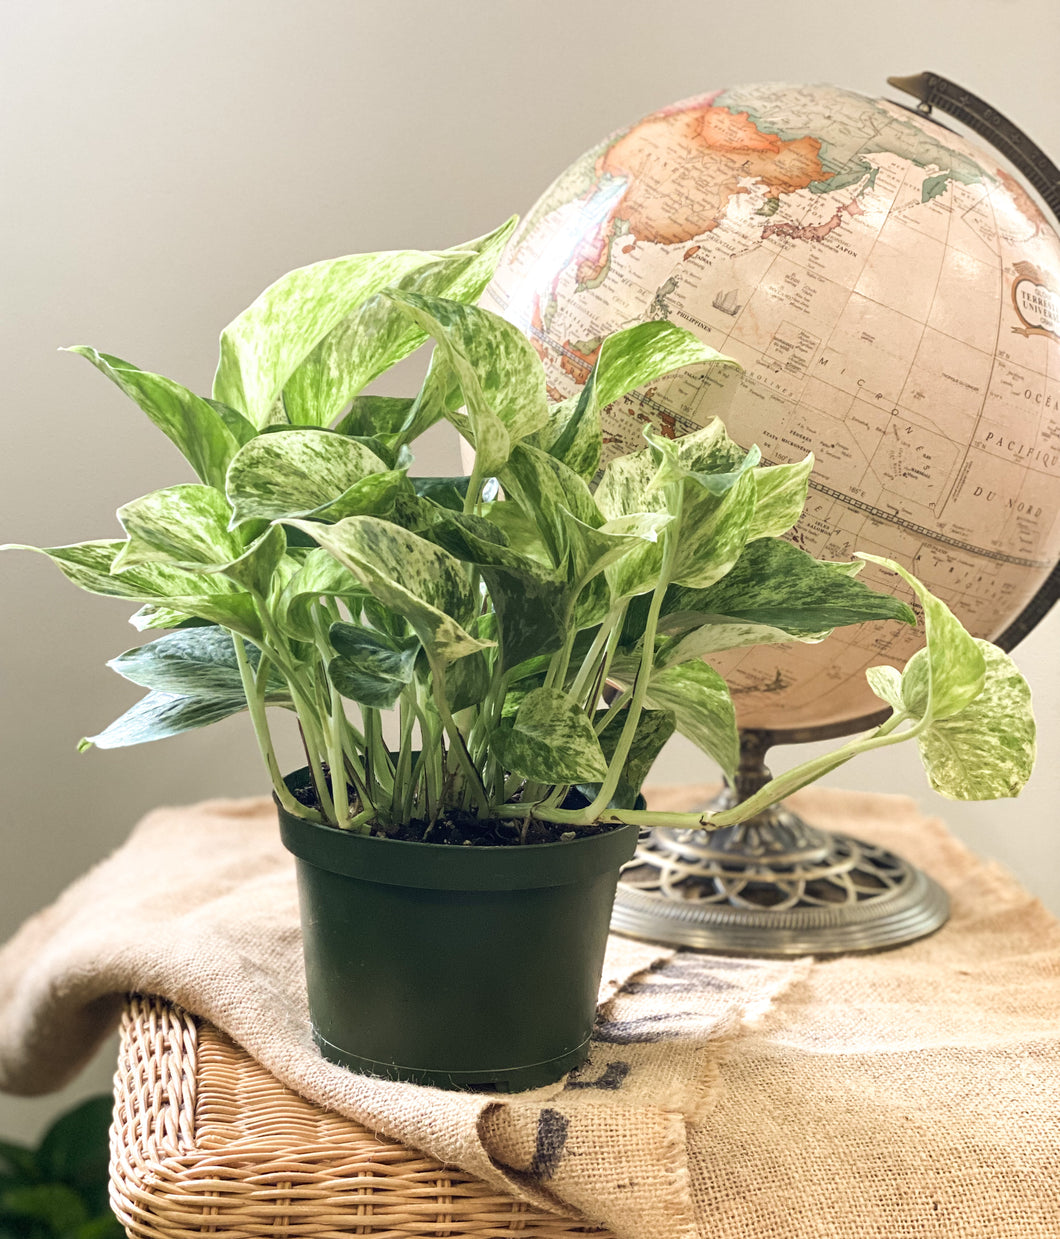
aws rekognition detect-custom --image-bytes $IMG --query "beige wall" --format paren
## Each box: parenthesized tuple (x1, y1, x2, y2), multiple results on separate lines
(2, 0, 1057, 1141)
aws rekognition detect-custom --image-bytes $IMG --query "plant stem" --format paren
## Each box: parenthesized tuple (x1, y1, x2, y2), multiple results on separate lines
(705, 712, 925, 826)
(426, 650, 490, 814)
(310, 611, 356, 830)
(231, 634, 308, 819)
(576, 488, 683, 822)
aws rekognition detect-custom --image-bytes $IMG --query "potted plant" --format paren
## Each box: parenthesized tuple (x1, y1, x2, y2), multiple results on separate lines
(4, 217, 1035, 1091)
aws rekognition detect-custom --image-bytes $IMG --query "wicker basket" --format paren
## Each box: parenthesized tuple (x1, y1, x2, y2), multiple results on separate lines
(111, 995, 610, 1238)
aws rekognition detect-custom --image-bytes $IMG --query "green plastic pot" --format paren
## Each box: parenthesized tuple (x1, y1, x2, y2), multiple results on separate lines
(277, 768, 638, 1092)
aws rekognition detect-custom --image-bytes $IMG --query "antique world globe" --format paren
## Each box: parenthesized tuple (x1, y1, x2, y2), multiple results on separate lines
(483, 80, 1060, 740)
(482, 77, 1060, 954)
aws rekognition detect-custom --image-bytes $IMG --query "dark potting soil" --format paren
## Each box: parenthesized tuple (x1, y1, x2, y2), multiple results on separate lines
(290, 778, 619, 846)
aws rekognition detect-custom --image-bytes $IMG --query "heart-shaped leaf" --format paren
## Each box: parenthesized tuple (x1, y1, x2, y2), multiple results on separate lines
(532, 322, 737, 481)
(225, 429, 393, 525)
(4, 541, 260, 637)
(273, 547, 365, 640)
(282, 218, 518, 428)
(213, 232, 516, 428)
(913, 640, 1034, 799)
(328, 622, 420, 709)
(745, 454, 814, 541)
(114, 484, 243, 571)
(286, 516, 490, 664)
(68, 348, 253, 489)
(384, 291, 549, 477)
(611, 656, 738, 780)
(857, 554, 985, 721)
(107, 626, 289, 701)
(498, 687, 608, 783)
(650, 540, 916, 646)
(79, 689, 260, 750)
(417, 506, 571, 668)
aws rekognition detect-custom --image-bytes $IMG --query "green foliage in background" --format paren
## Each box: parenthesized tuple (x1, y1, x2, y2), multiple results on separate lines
(3, 217, 1035, 834)
(0, 1096, 121, 1239)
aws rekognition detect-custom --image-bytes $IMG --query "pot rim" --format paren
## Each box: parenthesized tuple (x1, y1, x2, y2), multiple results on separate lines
(276, 767, 640, 890)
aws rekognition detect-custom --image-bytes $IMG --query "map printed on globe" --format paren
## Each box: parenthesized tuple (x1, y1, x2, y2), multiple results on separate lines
(482, 82, 1060, 735)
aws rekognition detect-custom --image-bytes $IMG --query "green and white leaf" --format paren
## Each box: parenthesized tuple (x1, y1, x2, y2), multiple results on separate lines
(225, 429, 392, 524)
(79, 689, 258, 750)
(213, 240, 511, 428)
(68, 348, 253, 490)
(915, 641, 1035, 799)
(499, 687, 609, 783)
(206, 523, 287, 597)
(567, 509, 673, 597)
(670, 467, 758, 590)
(654, 540, 917, 640)
(595, 704, 677, 797)
(659, 617, 831, 665)
(113, 484, 242, 571)
(328, 622, 421, 710)
(272, 547, 364, 640)
(745, 454, 814, 541)
(611, 656, 739, 780)
(417, 508, 570, 670)
(500, 443, 605, 568)
(865, 664, 905, 712)
(530, 322, 737, 480)
(107, 626, 289, 701)
(334, 394, 416, 439)
(384, 291, 548, 477)
(4, 540, 261, 637)
(286, 516, 490, 664)
(282, 218, 518, 428)
(857, 554, 985, 721)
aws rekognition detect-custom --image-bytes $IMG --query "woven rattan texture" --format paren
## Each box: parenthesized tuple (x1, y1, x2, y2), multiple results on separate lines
(111, 995, 610, 1239)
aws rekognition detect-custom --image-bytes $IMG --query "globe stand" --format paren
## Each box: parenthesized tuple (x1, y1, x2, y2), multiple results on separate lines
(611, 730, 949, 956)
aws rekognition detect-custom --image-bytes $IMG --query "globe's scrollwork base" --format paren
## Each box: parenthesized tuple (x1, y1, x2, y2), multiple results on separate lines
(611, 735, 950, 956)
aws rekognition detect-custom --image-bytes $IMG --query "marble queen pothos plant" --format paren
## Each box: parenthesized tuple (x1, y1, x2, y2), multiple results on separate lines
(6, 217, 1036, 838)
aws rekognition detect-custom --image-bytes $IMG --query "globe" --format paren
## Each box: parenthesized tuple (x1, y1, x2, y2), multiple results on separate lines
(482, 82, 1060, 736)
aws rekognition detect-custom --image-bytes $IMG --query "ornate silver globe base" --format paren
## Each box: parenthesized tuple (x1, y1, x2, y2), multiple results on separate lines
(612, 731, 949, 956)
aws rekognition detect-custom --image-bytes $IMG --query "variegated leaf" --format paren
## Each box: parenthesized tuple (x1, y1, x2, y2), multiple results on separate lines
(526, 322, 735, 480)
(670, 467, 758, 590)
(328, 622, 421, 710)
(916, 641, 1034, 799)
(416, 508, 570, 671)
(856, 554, 985, 721)
(225, 429, 391, 525)
(274, 547, 365, 640)
(865, 664, 904, 713)
(653, 540, 917, 639)
(499, 687, 608, 783)
(80, 689, 257, 750)
(595, 704, 676, 797)
(214, 242, 505, 428)
(68, 348, 253, 490)
(107, 626, 289, 700)
(658, 617, 831, 665)
(745, 454, 814, 541)
(282, 218, 518, 428)
(640, 660, 739, 781)
(113, 484, 243, 571)
(286, 516, 490, 664)
(335, 394, 415, 439)
(500, 442, 605, 568)
(4, 540, 261, 637)
(384, 291, 548, 475)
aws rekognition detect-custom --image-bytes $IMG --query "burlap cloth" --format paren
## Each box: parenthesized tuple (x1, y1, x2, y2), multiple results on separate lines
(1, 784, 1058, 1238)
